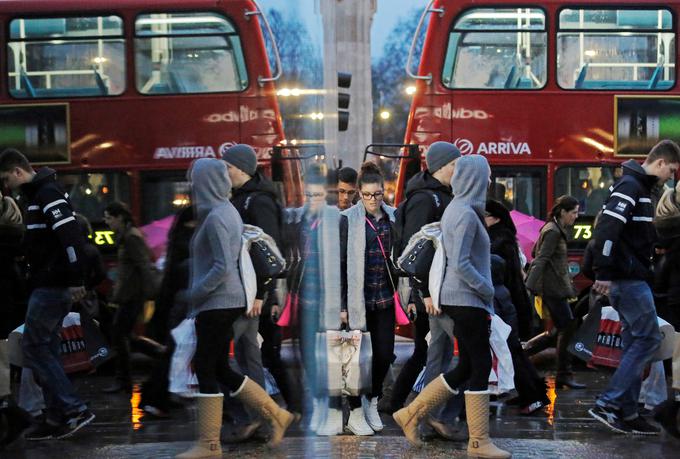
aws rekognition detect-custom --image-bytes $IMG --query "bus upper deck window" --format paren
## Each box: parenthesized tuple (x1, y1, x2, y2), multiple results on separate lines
(442, 8, 547, 90)
(135, 12, 248, 95)
(8, 16, 125, 99)
(557, 9, 675, 90)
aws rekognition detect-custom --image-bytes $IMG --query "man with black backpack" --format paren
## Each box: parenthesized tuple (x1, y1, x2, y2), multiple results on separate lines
(222, 144, 294, 438)
(389, 142, 462, 440)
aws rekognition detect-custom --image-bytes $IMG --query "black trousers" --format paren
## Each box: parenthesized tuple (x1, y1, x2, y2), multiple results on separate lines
(112, 300, 145, 382)
(366, 307, 395, 399)
(390, 307, 429, 409)
(194, 308, 246, 394)
(441, 306, 491, 392)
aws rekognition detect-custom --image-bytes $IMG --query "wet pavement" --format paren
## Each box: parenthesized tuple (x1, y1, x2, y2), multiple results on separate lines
(3, 342, 679, 458)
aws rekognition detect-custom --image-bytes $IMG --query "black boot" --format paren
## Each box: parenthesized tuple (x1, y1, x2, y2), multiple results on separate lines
(654, 399, 680, 438)
(555, 329, 586, 390)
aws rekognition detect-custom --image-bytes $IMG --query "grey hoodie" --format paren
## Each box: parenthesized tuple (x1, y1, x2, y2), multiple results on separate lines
(439, 155, 494, 312)
(188, 158, 246, 316)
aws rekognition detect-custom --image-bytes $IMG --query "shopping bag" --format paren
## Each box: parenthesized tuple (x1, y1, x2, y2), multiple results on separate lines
(277, 292, 299, 327)
(169, 318, 199, 397)
(60, 313, 93, 374)
(79, 312, 115, 368)
(341, 330, 372, 396)
(568, 293, 605, 362)
(316, 331, 344, 397)
(590, 306, 623, 368)
(0, 340, 9, 398)
(488, 315, 514, 394)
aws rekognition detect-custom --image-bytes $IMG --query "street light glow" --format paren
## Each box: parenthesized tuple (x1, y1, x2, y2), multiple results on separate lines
(309, 112, 325, 120)
(405, 85, 417, 95)
(380, 110, 391, 120)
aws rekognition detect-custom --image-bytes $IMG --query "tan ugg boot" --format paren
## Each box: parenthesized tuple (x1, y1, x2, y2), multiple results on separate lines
(393, 374, 457, 446)
(465, 390, 511, 458)
(175, 393, 223, 459)
(232, 376, 297, 447)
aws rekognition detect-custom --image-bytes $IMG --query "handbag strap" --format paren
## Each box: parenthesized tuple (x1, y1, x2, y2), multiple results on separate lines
(365, 216, 397, 292)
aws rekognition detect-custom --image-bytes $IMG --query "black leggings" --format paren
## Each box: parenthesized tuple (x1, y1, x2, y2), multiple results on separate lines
(441, 306, 491, 392)
(366, 307, 395, 399)
(194, 308, 246, 394)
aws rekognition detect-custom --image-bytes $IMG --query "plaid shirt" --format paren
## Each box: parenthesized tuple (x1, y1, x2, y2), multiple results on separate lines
(364, 214, 394, 311)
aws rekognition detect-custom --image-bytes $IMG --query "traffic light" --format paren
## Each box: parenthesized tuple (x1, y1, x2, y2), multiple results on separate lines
(338, 72, 351, 131)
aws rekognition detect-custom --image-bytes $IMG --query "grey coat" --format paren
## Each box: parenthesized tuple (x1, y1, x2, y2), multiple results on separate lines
(341, 201, 396, 331)
(525, 220, 576, 299)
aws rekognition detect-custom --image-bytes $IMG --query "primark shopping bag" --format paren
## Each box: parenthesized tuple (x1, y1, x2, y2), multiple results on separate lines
(590, 307, 623, 368)
(60, 312, 94, 374)
(169, 318, 199, 397)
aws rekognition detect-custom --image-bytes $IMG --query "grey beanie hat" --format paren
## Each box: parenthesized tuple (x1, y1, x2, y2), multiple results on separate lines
(425, 141, 461, 173)
(221, 144, 257, 176)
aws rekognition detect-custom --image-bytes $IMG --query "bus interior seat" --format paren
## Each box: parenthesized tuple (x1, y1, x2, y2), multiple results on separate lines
(648, 65, 662, 89)
(20, 68, 36, 98)
(575, 63, 589, 89)
(516, 77, 533, 88)
(92, 65, 109, 95)
(504, 65, 518, 89)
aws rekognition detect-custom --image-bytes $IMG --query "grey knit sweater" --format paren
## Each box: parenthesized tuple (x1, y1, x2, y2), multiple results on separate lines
(188, 158, 246, 316)
(439, 155, 494, 313)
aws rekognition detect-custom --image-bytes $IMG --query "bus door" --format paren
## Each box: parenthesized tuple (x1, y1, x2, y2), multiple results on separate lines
(363, 144, 421, 206)
(489, 166, 546, 220)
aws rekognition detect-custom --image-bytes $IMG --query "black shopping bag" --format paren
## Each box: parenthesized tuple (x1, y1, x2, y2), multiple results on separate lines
(80, 312, 115, 368)
(568, 291, 605, 362)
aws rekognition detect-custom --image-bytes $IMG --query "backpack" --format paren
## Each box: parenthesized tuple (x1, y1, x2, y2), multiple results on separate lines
(391, 189, 446, 265)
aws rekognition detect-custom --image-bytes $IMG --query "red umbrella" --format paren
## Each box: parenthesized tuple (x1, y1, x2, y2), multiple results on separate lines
(141, 215, 176, 260)
(510, 210, 545, 262)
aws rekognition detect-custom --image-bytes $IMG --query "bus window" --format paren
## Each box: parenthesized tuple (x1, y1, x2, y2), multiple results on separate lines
(8, 16, 125, 98)
(58, 172, 131, 223)
(488, 168, 545, 219)
(554, 165, 621, 216)
(554, 165, 621, 249)
(141, 172, 191, 224)
(442, 8, 547, 89)
(557, 8, 675, 90)
(135, 12, 248, 94)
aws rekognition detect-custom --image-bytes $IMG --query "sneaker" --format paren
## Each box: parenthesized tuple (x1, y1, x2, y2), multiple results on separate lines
(25, 422, 61, 441)
(345, 408, 374, 436)
(362, 396, 384, 432)
(54, 410, 96, 439)
(588, 405, 631, 434)
(624, 416, 660, 436)
(519, 400, 545, 415)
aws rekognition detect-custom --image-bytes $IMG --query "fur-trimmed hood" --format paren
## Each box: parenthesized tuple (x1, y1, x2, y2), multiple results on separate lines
(655, 183, 680, 240)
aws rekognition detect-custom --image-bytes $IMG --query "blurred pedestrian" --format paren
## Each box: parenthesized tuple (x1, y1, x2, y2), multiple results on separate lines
(176, 158, 295, 458)
(340, 161, 396, 435)
(394, 155, 510, 458)
(102, 201, 164, 393)
(286, 163, 344, 436)
(525, 196, 585, 390)
(0, 148, 94, 440)
(589, 140, 680, 435)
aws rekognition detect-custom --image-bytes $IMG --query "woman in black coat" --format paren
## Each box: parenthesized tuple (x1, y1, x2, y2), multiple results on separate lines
(485, 200, 533, 340)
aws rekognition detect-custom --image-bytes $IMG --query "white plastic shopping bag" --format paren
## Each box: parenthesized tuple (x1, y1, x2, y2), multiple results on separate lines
(169, 318, 199, 397)
(488, 315, 515, 395)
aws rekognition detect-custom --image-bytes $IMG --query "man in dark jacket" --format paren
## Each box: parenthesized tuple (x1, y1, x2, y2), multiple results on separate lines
(0, 148, 94, 440)
(589, 140, 680, 435)
(389, 142, 460, 440)
(222, 144, 293, 436)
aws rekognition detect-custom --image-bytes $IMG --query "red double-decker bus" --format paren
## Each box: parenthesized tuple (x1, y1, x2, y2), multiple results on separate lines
(0, 0, 302, 250)
(396, 0, 678, 281)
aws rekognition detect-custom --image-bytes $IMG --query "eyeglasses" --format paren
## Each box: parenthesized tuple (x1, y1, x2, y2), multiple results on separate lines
(361, 191, 384, 200)
(304, 192, 325, 198)
(338, 189, 356, 196)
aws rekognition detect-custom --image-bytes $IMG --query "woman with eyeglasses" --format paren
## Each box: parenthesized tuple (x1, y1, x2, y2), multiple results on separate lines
(340, 161, 399, 435)
(285, 164, 345, 436)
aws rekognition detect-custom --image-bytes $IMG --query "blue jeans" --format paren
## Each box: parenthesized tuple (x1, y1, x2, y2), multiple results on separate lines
(423, 313, 463, 423)
(22, 288, 87, 424)
(596, 280, 662, 419)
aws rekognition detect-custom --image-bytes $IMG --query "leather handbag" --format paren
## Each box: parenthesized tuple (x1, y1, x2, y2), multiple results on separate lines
(249, 239, 286, 279)
(399, 238, 436, 280)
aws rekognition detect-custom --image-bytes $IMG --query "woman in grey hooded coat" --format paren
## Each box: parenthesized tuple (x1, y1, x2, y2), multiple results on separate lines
(394, 155, 510, 459)
(176, 158, 296, 459)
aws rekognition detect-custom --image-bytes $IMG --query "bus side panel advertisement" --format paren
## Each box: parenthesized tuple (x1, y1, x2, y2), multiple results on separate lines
(616, 96, 680, 157)
(0, 103, 69, 164)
